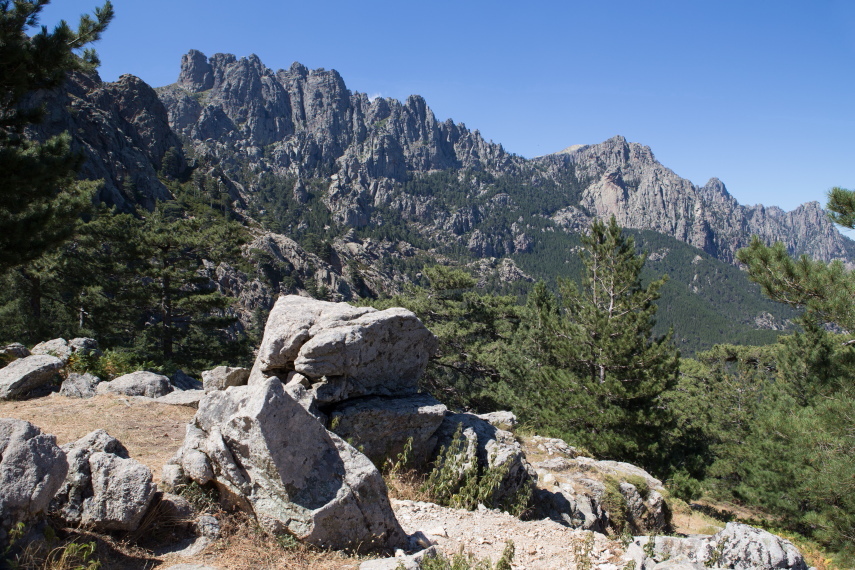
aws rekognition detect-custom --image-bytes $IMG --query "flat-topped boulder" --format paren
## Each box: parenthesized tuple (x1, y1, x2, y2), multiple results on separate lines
(201, 366, 249, 392)
(96, 371, 173, 398)
(249, 295, 437, 403)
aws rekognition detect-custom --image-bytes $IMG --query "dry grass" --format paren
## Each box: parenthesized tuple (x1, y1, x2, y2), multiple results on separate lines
(0, 393, 194, 482)
(384, 468, 433, 502)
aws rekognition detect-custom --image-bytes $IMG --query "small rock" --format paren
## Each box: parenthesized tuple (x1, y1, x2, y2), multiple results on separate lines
(60, 373, 100, 399)
(195, 515, 220, 539)
(201, 366, 249, 392)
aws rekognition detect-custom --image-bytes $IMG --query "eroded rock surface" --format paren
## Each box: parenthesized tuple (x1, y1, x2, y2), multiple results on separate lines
(50, 429, 156, 531)
(167, 378, 406, 551)
(0, 420, 68, 541)
(250, 295, 437, 405)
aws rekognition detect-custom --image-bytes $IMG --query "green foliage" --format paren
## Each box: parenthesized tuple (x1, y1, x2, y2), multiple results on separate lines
(420, 424, 531, 516)
(416, 540, 515, 570)
(602, 477, 629, 533)
(737, 236, 855, 331)
(178, 480, 219, 514)
(525, 217, 679, 472)
(0, 0, 113, 272)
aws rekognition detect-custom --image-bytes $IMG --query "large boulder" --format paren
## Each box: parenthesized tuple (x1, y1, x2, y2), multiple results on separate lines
(167, 379, 406, 551)
(625, 523, 808, 570)
(0, 420, 68, 543)
(249, 295, 437, 403)
(329, 394, 447, 466)
(50, 429, 156, 531)
(0, 354, 63, 400)
(96, 370, 173, 398)
(432, 412, 535, 509)
(156, 389, 205, 408)
(171, 370, 203, 391)
(201, 366, 249, 393)
(60, 372, 100, 398)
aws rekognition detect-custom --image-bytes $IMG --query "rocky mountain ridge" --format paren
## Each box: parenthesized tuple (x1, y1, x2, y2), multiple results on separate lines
(149, 50, 853, 266)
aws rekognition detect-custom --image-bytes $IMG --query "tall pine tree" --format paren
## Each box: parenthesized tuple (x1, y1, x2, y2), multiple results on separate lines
(547, 217, 679, 471)
(0, 0, 113, 271)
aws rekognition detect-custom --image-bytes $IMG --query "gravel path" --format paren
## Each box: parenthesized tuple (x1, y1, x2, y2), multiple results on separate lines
(392, 500, 627, 569)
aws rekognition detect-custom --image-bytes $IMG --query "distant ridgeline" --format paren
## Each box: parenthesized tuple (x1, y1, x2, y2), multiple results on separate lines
(26, 49, 849, 353)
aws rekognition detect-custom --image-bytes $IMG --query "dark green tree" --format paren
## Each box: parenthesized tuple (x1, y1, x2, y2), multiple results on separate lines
(548, 217, 679, 470)
(0, 0, 114, 271)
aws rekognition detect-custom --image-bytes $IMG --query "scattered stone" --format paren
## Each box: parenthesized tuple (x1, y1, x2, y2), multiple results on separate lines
(360, 546, 438, 570)
(158, 493, 195, 526)
(626, 523, 808, 570)
(201, 366, 249, 392)
(59, 373, 100, 399)
(168, 378, 406, 551)
(156, 389, 205, 408)
(0, 354, 64, 400)
(195, 514, 220, 539)
(50, 429, 157, 531)
(0, 420, 68, 541)
(329, 394, 447, 466)
(68, 337, 101, 357)
(475, 411, 518, 428)
(96, 371, 173, 398)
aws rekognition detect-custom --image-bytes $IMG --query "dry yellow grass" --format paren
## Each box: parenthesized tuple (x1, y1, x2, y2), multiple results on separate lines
(0, 393, 194, 482)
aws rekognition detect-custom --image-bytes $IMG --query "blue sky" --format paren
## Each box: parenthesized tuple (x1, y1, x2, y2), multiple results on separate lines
(37, 0, 855, 212)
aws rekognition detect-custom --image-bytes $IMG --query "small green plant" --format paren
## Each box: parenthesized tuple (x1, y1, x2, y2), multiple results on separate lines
(625, 475, 650, 500)
(603, 476, 629, 533)
(571, 531, 595, 570)
(620, 525, 634, 548)
(416, 540, 515, 570)
(275, 533, 299, 551)
(643, 533, 658, 558)
(385, 436, 414, 476)
(420, 424, 530, 516)
(178, 480, 219, 513)
(45, 540, 101, 570)
(624, 561, 637, 570)
(705, 536, 729, 568)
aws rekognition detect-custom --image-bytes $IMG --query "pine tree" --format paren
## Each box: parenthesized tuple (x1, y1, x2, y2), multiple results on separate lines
(550, 217, 679, 470)
(0, 0, 113, 271)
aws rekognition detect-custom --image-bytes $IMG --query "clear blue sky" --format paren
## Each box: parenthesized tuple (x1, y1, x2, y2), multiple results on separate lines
(37, 0, 855, 212)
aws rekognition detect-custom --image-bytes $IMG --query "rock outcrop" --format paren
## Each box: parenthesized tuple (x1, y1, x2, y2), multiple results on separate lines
(201, 366, 249, 393)
(60, 372, 100, 398)
(0, 420, 68, 543)
(625, 522, 808, 570)
(250, 295, 437, 405)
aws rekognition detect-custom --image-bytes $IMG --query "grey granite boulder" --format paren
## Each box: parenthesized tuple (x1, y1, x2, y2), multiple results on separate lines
(625, 522, 808, 570)
(96, 370, 173, 398)
(329, 394, 447, 466)
(432, 412, 535, 508)
(166, 378, 406, 551)
(30, 338, 72, 362)
(60, 373, 100, 398)
(50, 430, 156, 531)
(0, 354, 63, 400)
(0, 420, 68, 541)
(68, 337, 101, 357)
(249, 295, 437, 403)
(201, 366, 249, 393)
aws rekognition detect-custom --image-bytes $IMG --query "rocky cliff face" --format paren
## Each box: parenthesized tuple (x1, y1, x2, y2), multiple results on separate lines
(539, 136, 854, 263)
(152, 51, 853, 265)
(26, 71, 185, 210)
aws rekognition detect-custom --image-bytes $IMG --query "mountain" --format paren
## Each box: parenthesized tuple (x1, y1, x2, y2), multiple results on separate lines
(25, 50, 852, 352)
